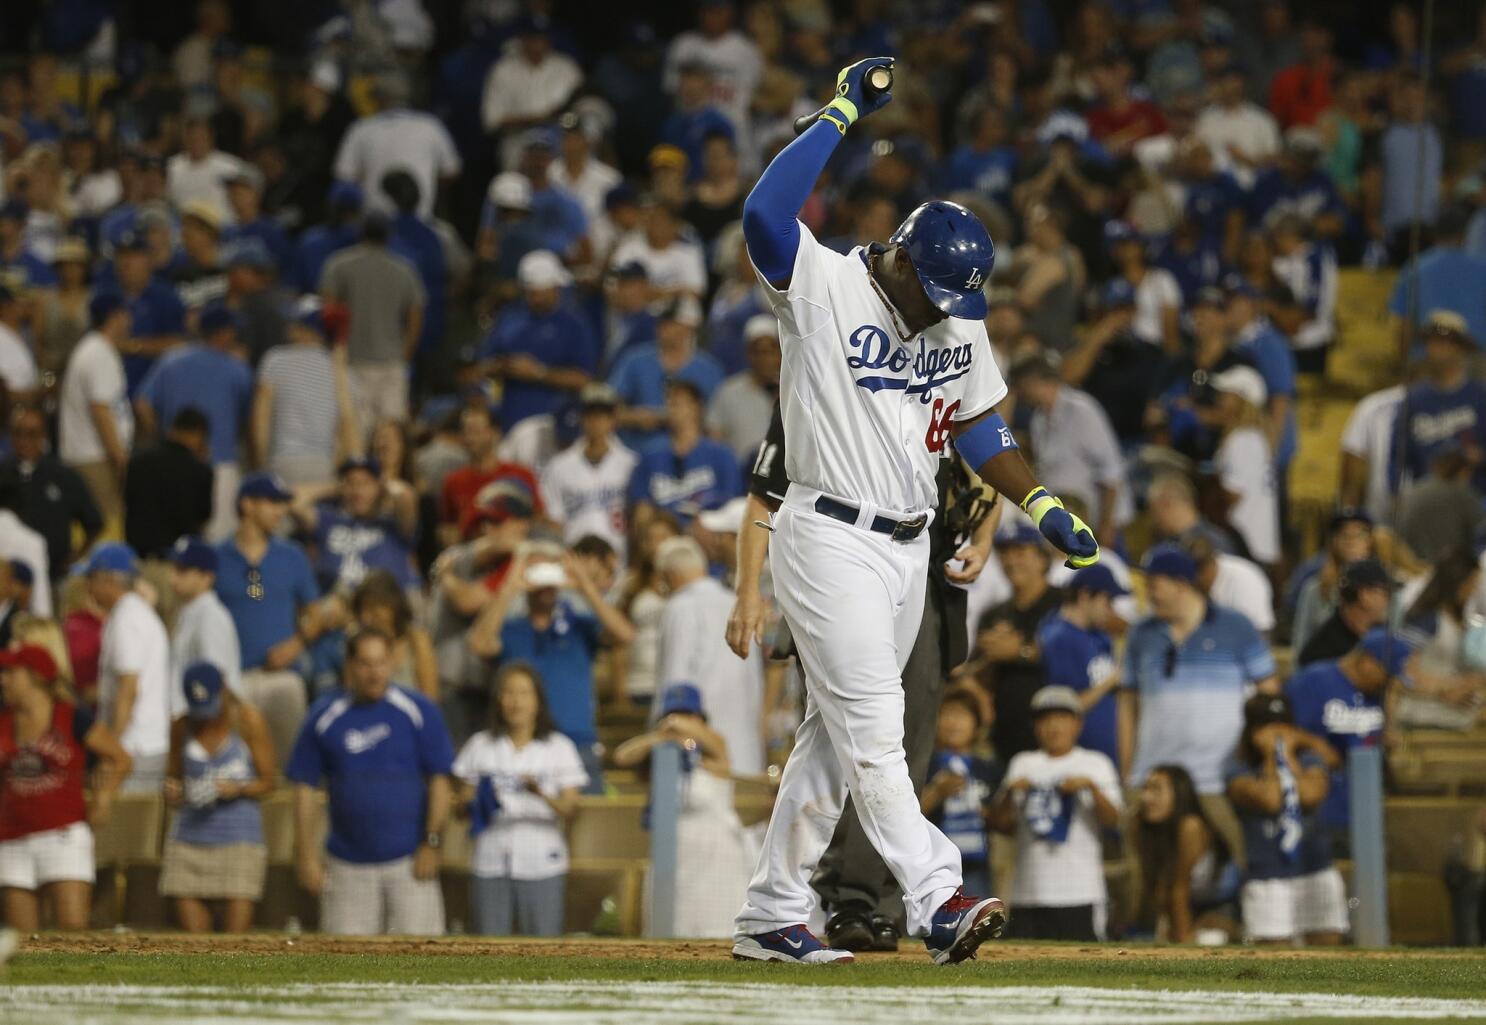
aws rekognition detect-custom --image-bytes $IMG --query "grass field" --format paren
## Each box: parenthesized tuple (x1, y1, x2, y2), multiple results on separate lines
(3, 936, 1486, 1025)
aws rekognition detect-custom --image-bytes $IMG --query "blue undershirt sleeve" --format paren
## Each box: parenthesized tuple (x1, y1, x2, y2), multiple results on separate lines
(741, 120, 844, 284)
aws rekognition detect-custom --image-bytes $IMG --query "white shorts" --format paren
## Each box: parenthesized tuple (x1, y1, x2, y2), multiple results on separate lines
(0, 822, 95, 890)
(1242, 867, 1349, 941)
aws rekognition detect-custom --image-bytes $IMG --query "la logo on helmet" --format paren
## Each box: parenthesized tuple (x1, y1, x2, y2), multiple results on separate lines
(964, 268, 984, 290)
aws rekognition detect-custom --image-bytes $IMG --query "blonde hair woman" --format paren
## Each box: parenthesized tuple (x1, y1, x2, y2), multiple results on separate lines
(1201, 366, 1280, 569)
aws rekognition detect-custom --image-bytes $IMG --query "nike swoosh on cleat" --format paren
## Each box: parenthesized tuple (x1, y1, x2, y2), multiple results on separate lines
(781, 937, 804, 949)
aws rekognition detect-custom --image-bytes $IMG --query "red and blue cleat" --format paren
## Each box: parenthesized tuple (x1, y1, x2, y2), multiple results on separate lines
(732, 924, 855, 964)
(923, 889, 1007, 965)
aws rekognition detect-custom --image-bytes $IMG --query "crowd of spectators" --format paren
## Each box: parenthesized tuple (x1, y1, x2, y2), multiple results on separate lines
(0, 0, 1485, 946)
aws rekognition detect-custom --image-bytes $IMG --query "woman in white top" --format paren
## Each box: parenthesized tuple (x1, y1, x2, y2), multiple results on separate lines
(616, 514, 681, 705)
(453, 662, 587, 936)
(613, 683, 757, 938)
(1202, 365, 1280, 568)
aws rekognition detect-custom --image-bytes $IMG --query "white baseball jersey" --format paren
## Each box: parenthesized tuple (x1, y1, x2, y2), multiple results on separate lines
(540, 439, 639, 556)
(757, 222, 1007, 515)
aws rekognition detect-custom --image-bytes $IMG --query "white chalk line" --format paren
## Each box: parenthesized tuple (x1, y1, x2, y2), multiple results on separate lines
(1, 980, 1485, 1024)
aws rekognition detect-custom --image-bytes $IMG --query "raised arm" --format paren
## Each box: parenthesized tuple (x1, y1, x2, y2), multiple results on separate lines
(742, 58, 894, 288)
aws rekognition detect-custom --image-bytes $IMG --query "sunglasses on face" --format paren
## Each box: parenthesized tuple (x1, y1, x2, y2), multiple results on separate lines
(246, 567, 264, 601)
(1163, 643, 1177, 678)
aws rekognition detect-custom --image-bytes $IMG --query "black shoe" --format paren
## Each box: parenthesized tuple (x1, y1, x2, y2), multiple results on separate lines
(824, 908, 877, 952)
(870, 915, 901, 952)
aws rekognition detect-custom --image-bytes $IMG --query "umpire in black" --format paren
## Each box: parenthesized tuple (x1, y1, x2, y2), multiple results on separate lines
(726, 402, 996, 951)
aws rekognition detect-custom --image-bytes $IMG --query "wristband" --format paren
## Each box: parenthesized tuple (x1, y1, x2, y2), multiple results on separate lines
(953, 412, 1018, 469)
(1020, 485, 1058, 524)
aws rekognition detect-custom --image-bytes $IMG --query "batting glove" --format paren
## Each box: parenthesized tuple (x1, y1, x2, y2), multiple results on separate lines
(819, 57, 894, 134)
(1022, 486, 1100, 569)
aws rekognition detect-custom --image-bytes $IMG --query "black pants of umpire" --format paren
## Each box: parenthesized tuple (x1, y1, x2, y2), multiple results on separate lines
(811, 580, 950, 924)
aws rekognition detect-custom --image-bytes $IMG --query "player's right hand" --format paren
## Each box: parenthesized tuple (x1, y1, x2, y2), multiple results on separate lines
(726, 590, 768, 659)
(1022, 486, 1100, 569)
(823, 57, 895, 131)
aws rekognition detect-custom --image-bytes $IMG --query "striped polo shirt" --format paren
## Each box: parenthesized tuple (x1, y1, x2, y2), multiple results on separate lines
(1124, 603, 1275, 794)
(257, 343, 337, 462)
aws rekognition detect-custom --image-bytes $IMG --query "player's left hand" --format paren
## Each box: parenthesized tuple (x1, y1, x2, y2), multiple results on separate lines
(944, 540, 990, 585)
(1022, 487, 1099, 569)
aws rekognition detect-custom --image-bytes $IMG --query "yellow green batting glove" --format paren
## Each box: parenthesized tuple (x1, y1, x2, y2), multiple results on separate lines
(1022, 486, 1100, 569)
(819, 57, 894, 135)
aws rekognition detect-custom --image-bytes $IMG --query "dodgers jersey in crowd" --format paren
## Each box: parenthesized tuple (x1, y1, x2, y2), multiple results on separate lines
(757, 222, 1007, 515)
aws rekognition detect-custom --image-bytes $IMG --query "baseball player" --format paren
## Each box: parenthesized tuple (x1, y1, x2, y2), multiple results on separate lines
(729, 57, 1099, 966)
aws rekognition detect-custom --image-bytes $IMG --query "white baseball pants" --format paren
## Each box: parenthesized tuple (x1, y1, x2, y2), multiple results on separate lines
(734, 486, 963, 938)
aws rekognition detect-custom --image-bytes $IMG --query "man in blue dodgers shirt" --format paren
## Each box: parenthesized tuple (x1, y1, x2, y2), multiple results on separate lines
(1037, 563, 1127, 767)
(287, 628, 454, 935)
(1286, 627, 1408, 857)
(626, 378, 740, 527)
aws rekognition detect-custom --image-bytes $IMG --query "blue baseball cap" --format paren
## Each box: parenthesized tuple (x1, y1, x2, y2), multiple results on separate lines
(328, 180, 364, 211)
(225, 237, 274, 270)
(338, 455, 382, 478)
(89, 291, 128, 327)
(293, 295, 325, 332)
(170, 536, 219, 573)
(1142, 543, 1197, 584)
(1358, 628, 1415, 682)
(237, 472, 293, 503)
(1104, 220, 1139, 248)
(1068, 563, 1129, 597)
(659, 683, 705, 720)
(182, 661, 226, 720)
(198, 303, 239, 337)
(998, 522, 1045, 550)
(113, 228, 148, 253)
(83, 542, 139, 577)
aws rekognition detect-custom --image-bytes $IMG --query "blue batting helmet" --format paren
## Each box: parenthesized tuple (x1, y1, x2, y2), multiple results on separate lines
(888, 201, 995, 320)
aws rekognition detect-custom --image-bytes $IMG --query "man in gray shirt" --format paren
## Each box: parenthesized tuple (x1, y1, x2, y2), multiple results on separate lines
(319, 212, 425, 425)
(167, 535, 243, 718)
(705, 314, 778, 461)
(1009, 350, 1129, 544)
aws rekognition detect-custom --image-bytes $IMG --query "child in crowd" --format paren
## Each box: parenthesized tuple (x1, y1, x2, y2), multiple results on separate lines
(1135, 763, 1239, 943)
(453, 661, 587, 937)
(921, 687, 1003, 900)
(1226, 694, 1349, 946)
(990, 685, 1122, 941)
(161, 661, 276, 933)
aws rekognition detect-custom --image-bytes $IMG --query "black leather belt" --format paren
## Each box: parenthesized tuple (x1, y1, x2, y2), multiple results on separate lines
(814, 496, 928, 542)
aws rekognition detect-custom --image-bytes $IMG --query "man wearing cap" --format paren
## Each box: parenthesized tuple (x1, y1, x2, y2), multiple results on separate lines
(168, 536, 242, 717)
(1203, 363, 1280, 568)
(467, 540, 633, 788)
(609, 297, 725, 448)
(601, 260, 657, 364)
(170, 200, 229, 315)
(123, 407, 214, 569)
(653, 534, 764, 775)
(1389, 310, 1486, 493)
(216, 473, 325, 766)
(661, 63, 736, 181)
(289, 456, 419, 594)
(87, 542, 173, 792)
(469, 249, 597, 432)
(58, 293, 135, 524)
(100, 229, 188, 393)
(1106, 219, 1181, 353)
(706, 315, 778, 461)
(609, 200, 707, 306)
(1007, 350, 1128, 546)
(627, 378, 741, 527)
(1036, 565, 1128, 767)
(1123, 543, 1277, 864)
(977, 525, 1062, 763)
(480, 16, 583, 163)
(664, 1, 762, 168)
(136, 302, 253, 541)
(334, 72, 461, 220)
(223, 165, 292, 274)
(319, 211, 425, 424)
(0, 285, 39, 402)
(987, 685, 1122, 941)
(292, 183, 364, 294)
(1287, 628, 1408, 852)
(551, 112, 622, 230)
(1298, 558, 1393, 667)
(1151, 286, 1250, 460)
(1246, 127, 1345, 242)
(438, 404, 544, 547)
(252, 297, 360, 485)
(540, 383, 638, 556)
(476, 172, 543, 277)
(1225, 274, 1298, 473)
(1194, 62, 1280, 188)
